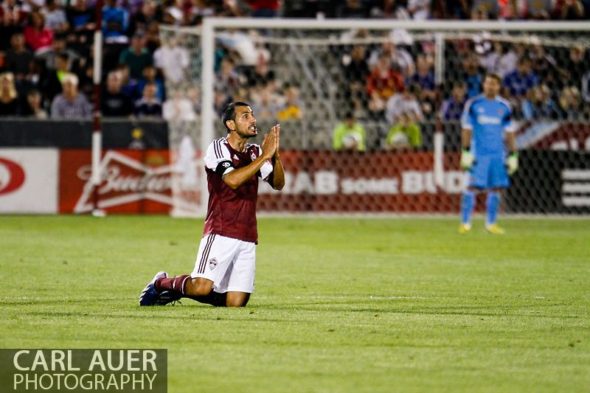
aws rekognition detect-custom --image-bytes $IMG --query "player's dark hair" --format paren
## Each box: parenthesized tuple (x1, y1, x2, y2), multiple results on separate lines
(222, 101, 250, 132)
(485, 73, 502, 83)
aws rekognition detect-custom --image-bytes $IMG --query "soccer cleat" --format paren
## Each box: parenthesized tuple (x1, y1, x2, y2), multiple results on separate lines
(458, 223, 472, 234)
(139, 271, 168, 306)
(485, 224, 505, 235)
(156, 290, 182, 306)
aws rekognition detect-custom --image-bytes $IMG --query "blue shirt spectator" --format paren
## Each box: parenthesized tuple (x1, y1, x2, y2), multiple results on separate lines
(503, 57, 539, 98)
(103, 0, 130, 41)
(440, 83, 467, 121)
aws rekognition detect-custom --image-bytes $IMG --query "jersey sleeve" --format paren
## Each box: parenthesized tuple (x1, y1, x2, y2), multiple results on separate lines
(204, 139, 234, 177)
(460, 99, 474, 130)
(256, 145, 274, 181)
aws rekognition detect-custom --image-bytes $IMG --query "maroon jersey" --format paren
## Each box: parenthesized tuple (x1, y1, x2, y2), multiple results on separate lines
(202, 137, 274, 243)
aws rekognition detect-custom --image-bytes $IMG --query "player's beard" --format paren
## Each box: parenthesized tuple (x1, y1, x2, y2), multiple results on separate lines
(236, 125, 258, 139)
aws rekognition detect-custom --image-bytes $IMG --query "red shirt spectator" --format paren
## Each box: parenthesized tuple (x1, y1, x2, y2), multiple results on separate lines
(366, 54, 404, 101)
(24, 11, 54, 53)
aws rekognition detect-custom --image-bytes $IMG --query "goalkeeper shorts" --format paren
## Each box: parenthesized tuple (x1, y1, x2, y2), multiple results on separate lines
(469, 155, 510, 189)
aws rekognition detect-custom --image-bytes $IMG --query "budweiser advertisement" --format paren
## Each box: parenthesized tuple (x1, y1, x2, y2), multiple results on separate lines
(59, 149, 174, 214)
(258, 151, 464, 213)
(0, 148, 59, 213)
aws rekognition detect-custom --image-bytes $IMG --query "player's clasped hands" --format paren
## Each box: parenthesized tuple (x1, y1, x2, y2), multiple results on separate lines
(262, 124, 280, 160)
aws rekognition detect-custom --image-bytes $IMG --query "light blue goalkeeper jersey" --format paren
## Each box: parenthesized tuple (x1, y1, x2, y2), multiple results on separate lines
(461, 94, 515, 156)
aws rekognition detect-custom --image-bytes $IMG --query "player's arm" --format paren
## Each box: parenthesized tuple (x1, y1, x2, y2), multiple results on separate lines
(222, 129, 278, 190)
(269, 125, 285, 190)
(460, 100, 474, 170)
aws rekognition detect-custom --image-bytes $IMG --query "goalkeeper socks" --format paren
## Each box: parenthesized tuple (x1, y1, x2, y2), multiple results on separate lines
(155, 275, 190, 296)
(460, 191, 475, 224)
(486, 192, 501, 225)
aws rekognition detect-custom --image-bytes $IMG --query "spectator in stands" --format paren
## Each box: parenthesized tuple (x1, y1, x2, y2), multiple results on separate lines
(102, 70, 134, 117)
(480, 41, 518, 79)
(368, 40, 415, 78)
(24, 11, 54, 54)
(526, 0, 554, 18)
(554, 0, 585, 19)
(341, 44, 370, 115)
(43, 52, 70, 103)
(498, 0, 525, 19)
(337, 0, 370, 18)
(385, 84, 423, 125)
(43, 0, 69, 34)
(558, 45, 588, 91)
(50, 73, 91, 118)
(153, 36, 189, 85)
(439, 83, 467, 121)
(0, 0, 28, 52)
(216, 57, 240, 97)
(503, 57, 539, 99)
(556, 86, 583, 120)
(102, 0, 130, 43)
(244, 50, 275, 87)
(332, 111, 367, 152)
(366, 54, 404, 120)
(4, 33, 33, 79)
(0, 72, 20, 116)
(276, 84, 303, 121)
(144, 20, 161, 53)
(385, 112, 422, 150)
(111, 65, 136, 101)
(522, 84, 558, 120)
(134, 82, 162, 117)
(247, 0, 280, 17)
(471, 0, 499, 19)
(163, 89, 197, 121)
(407, 54, 436, 117)
(251, 84, 279, 121)
(38, 33, 79, 70)
(462, 53, 484, 98)
(408, 0, 431, 19)
(67, 0, 96, 35)
(129, 0, 161, 36)
(119, 33, 153, 80)
(529, 42, 558, 86)
(21, 89, 48, 118)
(137, 64, 165, 102)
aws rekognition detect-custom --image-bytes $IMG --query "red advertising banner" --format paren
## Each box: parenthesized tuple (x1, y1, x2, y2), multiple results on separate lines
(257, 151, 464, 213)
(59, 149, 173, 214)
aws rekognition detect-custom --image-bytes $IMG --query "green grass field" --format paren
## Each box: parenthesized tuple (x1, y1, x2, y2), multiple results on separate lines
(1, 215, 589, 393)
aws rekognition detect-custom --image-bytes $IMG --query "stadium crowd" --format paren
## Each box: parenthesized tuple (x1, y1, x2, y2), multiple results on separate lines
(0, 0, 589, 151)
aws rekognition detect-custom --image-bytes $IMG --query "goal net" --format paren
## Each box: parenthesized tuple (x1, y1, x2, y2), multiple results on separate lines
(160, 20, 590, 216)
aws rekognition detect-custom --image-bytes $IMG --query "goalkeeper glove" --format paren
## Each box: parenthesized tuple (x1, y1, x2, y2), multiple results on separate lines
(460, 149, 474, 170)
(506, 152, 519, 175)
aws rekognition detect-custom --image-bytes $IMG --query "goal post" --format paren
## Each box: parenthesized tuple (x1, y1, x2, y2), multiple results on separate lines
(162, 19, 590, 216)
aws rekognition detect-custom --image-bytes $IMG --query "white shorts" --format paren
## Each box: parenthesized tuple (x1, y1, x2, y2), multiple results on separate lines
(190, 234, 256, 293)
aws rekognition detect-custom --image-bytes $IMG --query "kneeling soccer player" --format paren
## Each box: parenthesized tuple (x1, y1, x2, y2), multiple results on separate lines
(139, 102, 285, 307)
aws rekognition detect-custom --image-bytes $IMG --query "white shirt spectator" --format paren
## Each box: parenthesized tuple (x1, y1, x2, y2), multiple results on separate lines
(154, 42, 189, 85)
(163, 91, 197, 121)
(408, 0, 431, 20)
(385, 93, 423, 124)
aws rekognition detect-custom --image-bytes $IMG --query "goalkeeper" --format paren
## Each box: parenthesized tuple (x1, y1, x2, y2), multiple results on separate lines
(458, 73, 518, 235)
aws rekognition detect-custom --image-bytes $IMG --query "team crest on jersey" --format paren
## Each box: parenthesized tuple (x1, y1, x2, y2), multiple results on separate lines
(250, 152, 257, 161)
(209, 257, 218, 270)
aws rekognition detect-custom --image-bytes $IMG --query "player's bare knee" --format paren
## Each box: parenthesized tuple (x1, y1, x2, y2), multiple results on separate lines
(226, 293, 249, 307)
